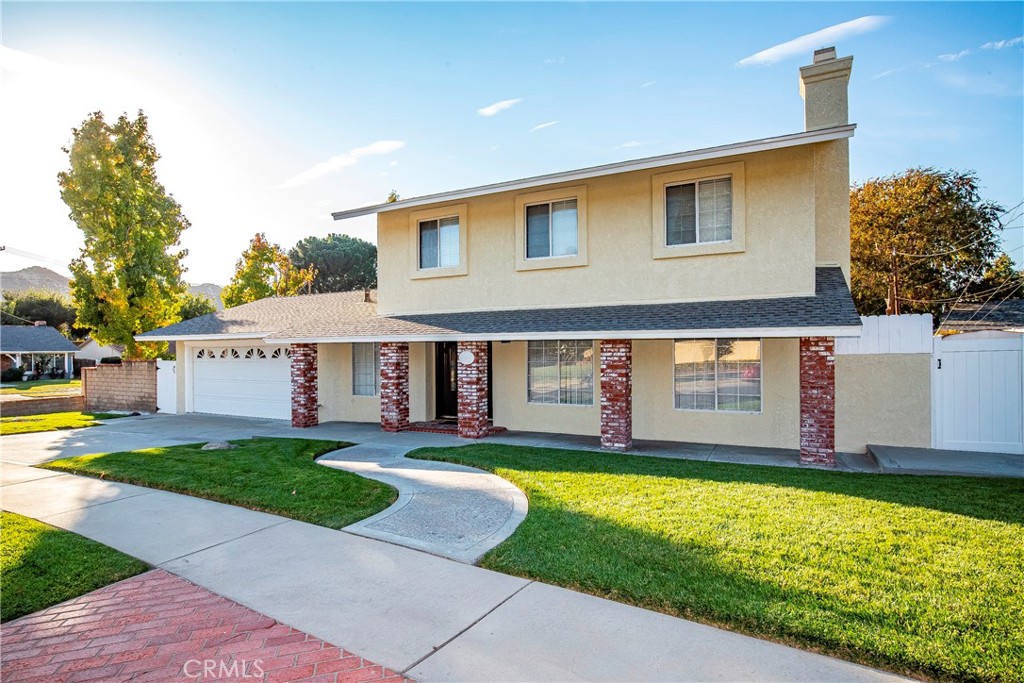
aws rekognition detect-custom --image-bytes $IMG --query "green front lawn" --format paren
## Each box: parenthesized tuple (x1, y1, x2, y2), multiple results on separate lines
(42, 438, 396, 529)
(1, 411, 126, 436)
(410, 444, 1024, 683)
(1, 512, 148, 622)
(0, 378, 82, 397)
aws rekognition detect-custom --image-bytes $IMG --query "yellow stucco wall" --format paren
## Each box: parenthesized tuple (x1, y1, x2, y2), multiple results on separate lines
(835, 354, 931, 453)
(317, 343, 381, 423)
(376, 145, 824, 316)
(491, 341, 601, 436)
(632, 338, 800, 449)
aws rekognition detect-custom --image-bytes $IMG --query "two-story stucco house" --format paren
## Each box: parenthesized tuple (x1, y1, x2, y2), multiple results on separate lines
(141, 47, 864, 465)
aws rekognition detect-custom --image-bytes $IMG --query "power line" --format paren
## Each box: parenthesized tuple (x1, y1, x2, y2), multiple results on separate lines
(0, 309, 36, 325)
(967, 282, 1024, 328)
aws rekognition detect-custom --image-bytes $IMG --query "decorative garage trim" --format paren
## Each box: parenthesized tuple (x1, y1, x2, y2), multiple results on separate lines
(186, 342, 293, 421)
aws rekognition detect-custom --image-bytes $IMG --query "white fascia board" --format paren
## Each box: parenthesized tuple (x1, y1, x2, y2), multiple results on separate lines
(134, 332, 272, 343)
(332, 125, 856, 220)
(271, 325, 862, 344)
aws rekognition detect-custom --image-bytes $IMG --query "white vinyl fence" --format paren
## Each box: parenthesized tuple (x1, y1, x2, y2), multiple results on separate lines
(932, 332, 1023, 454)
(156, 359, 177, 414)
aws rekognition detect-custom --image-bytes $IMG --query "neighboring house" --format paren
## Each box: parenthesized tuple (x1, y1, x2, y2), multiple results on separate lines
(1, 324, 78, 377)
(938, 300, 1024, 334)
(75, 338, 125, 363)
(141, 47, 867, 465)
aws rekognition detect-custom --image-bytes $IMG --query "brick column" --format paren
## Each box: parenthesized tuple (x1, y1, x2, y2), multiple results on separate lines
(457, 341, 490, 439)
(600, 340, 633, 451)
(380, 342, 410, 432)
(799, 336, 835, 465)
(290, 344, 318, 428)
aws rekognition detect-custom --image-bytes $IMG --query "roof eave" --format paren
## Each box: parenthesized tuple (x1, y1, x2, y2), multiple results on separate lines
(271, 324, 863, 345)
(134, 332, 272, 343)
(332, 125, 856, 220)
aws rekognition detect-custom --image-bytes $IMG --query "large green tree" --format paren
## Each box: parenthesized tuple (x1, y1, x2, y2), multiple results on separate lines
(288, 234, 377, 293)
(0, 290, 81, 337)
(221, 233, 315, 308)
(850, 168, 1006, 320)
(177, 292, 217, 321)
(58, 111, 188, 358)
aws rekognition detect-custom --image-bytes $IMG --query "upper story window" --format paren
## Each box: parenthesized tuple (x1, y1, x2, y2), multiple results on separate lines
(652, 162, 745, 260)
(666, 177, 732, 246)
(515, 186, 588, 271)
(409, 204, 468, 279)
(526, 199, 578, 259)
(419, 216, 460, 269)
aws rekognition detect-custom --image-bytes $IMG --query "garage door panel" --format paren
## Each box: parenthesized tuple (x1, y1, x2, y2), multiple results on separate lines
(191, 346, 292, 420)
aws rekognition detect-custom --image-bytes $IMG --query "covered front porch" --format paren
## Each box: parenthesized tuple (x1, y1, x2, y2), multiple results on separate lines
(289, 335, 844, 466)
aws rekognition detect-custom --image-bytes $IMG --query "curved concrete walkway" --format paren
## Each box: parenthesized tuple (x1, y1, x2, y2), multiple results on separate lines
(316, 444, 528, 564)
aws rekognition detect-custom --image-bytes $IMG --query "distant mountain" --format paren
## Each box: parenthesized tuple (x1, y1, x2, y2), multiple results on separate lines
(0, 266, 71, 296)
(189, 283, 224, 310)
(1, 266, 223, 309)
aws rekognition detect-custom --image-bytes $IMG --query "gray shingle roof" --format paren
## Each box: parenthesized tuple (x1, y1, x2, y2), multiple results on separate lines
(938, 299, 1024, 333)
(139, 268, 860, 341)
(0, 325, 79, 353)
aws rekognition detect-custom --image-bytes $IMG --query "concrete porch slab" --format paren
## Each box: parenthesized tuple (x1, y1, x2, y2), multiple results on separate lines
(867, 444, 1024, 478)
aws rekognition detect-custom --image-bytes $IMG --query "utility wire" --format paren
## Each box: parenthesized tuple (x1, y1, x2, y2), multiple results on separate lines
(966, 282, 1024, 328)
(0, 309, 37, 325)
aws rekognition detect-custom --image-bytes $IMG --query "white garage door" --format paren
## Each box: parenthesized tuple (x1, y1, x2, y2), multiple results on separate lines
(191, 345, 292, 420)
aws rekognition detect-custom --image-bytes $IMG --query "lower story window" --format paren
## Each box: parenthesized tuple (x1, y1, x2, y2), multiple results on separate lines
(527, 340, 594, 405)
(352, 342, 381, 396)
(674, 338, 761, 412)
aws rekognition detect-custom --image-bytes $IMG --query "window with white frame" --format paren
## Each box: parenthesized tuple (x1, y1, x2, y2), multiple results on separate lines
(674, 338, 761, 412)
(526, 199, 578, 259)
(527, 340, 594, 405)
(352, 342, 381, 396)
(666, 177, 732, 246)
(418, 216, 460, 269)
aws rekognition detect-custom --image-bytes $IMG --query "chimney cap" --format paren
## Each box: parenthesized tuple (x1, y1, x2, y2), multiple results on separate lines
(813, 47, 837, 64)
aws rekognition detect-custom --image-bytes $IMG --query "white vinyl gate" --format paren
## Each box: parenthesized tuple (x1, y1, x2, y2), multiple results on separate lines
(156, 359, 177, 414)
(932, 332, 1024, 454)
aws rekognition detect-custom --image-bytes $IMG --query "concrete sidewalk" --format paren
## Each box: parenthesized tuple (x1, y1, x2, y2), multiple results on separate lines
(1, 460, 908, 682)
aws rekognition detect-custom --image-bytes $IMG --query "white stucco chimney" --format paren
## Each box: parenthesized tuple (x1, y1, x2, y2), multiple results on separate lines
(799, 47, 853, 130)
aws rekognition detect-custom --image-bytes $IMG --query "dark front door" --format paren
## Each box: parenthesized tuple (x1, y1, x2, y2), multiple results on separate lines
(435, 342, 459, 419)
(434, 342, 494, 420)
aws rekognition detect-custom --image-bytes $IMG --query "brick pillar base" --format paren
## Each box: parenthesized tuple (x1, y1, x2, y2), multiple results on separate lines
(380, 342, 410, 432)
(290, 344, 318, 428)
(600, 340, 633, 451)
(800, 336, 835, 465)
(457, 341, 489, 439)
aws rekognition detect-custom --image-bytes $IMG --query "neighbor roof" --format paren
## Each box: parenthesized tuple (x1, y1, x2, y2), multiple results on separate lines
(938, 299, 1024, 333)
(0, 325, 79, 353)
(138, 267, 861, 343)
(331, 125, 856, 220)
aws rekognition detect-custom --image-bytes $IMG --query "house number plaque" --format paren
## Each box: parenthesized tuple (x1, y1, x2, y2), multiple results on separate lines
(458, 350, 475, 366)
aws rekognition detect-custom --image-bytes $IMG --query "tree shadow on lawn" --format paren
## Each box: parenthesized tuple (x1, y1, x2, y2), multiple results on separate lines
(410, 444, 1024, 526)
(479, 493, 1020, 683)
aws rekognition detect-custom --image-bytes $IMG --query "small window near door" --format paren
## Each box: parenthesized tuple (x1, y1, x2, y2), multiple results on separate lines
(352, 342, 381, 396)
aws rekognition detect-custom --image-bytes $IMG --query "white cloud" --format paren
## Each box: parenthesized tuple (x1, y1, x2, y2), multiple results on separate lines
(477, 98, 522, 117)
(937, 49, 971, 62)
(737, 16, 890, 66)
(277, 140, 405, 189)
(981, 36, 1024, 50)
(543, 57, 565, 65)
(528, 120, 559, 133)
(872, 66, 909, 80)
(640, 81, 656, 88)
(617, 140, 645, 148)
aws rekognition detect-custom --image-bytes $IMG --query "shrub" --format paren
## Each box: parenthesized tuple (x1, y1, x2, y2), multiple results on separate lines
(1, 367, 25, 383)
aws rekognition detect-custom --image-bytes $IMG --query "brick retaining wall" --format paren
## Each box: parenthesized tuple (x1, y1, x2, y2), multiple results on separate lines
(1, 395, 86, 417)
(82, 361, 157, 413)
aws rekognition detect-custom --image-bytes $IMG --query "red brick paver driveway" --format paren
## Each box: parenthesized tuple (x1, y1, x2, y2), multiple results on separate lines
(1, 569, 411, 683)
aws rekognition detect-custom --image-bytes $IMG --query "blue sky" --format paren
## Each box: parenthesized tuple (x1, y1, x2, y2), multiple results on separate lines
(1, 2, 1021, 284)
